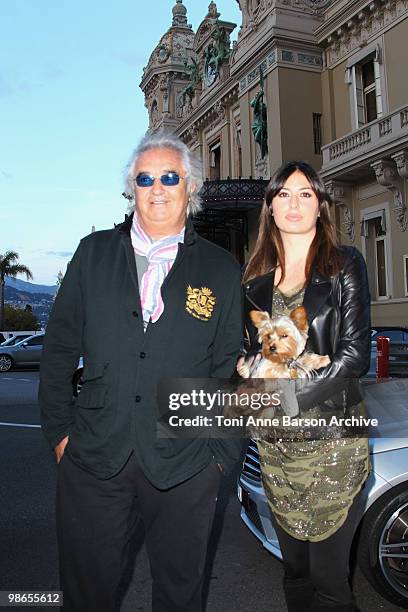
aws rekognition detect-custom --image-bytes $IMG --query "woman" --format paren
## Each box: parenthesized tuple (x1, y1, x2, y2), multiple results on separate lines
(239, 161, 371, 612)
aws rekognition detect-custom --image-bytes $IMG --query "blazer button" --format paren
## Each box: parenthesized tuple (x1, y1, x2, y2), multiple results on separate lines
(132, 310, 139, 317)
(135, 395, 141, 402)
(140, 352, 146, 359)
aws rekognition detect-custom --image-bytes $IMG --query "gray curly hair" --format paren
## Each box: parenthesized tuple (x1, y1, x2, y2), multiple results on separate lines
(124, 131, 203, 216)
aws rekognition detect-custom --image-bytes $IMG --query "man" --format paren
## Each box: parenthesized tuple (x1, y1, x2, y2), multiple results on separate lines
(39, 132, 243, 612)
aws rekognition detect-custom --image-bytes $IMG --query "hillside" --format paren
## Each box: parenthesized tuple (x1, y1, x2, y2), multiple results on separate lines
(5, 278, 57, 295)
(4, 285, 54, 328)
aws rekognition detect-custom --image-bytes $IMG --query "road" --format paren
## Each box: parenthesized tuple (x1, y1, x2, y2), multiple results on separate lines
(0, 372, 401, 611)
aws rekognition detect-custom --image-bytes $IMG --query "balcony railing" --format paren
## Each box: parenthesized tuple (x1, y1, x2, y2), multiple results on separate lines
(321, 105, 408, 173)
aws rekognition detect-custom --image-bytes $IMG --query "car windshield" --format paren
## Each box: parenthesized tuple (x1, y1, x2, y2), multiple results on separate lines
(1, 336, 29, 346)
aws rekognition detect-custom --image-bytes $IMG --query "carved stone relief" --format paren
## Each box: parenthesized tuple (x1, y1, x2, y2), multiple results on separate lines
(214, 100, 227, 121)
(371, 159, 407, 232)
(159, 74, 171, 114)
(176, 90, 194, 119)
(196, 23, 212, 48)
(325, 180, 355, 241)
(187, 125, 201, 145)
(325, 0, 408, 67)
(255, 154, 269, 179)
(391, 150, 408, 180)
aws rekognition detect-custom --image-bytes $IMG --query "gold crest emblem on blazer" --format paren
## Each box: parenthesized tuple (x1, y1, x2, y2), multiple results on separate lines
(186, 285, 216, 321)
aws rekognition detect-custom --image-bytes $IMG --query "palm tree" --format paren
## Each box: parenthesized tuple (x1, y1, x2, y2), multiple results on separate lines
(0, 251, 33, 330)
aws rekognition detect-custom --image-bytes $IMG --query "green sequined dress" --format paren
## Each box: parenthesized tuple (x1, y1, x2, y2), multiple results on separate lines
(256, 285, 370, 542)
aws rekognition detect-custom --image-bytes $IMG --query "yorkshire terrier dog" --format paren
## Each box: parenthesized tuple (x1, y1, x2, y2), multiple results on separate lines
(233, 306, 330, 434)
(238, 306, 330, 380)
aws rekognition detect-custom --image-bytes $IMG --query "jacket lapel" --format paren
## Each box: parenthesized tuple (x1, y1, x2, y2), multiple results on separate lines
(118, 214, 140, 294)
(244, 270, 275, 313)
(245, 267, 332, 323)
(303, 268, 332, 325)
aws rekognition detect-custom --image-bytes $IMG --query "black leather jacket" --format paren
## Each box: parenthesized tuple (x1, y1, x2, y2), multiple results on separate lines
(243, 246, 371, 410)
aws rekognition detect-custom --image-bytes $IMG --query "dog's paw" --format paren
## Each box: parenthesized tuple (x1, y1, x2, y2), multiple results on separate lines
(320, 355, 331, 367)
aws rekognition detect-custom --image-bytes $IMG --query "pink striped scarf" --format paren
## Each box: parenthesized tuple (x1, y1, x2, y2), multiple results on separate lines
(131, 214, 184, 324)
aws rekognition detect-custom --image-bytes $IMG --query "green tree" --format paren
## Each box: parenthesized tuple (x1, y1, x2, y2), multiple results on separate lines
(0, 251, 33, 330)
(3, 304, 40, 331)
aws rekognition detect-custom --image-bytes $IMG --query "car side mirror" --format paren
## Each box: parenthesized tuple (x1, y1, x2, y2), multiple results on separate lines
(22, 342, 28, 347)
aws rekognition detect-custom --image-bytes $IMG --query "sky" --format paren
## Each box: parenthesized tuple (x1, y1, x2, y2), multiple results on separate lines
(1, 0, 241, 286)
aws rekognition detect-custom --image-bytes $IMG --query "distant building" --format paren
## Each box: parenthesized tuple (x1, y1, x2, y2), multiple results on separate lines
(140, 0, 408, 326)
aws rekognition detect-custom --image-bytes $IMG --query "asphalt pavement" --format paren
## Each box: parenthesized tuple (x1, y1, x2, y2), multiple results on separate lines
(0, 372, 402, 611)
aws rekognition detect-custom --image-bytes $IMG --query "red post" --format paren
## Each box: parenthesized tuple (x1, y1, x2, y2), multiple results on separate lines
(376, 336, 389, 379)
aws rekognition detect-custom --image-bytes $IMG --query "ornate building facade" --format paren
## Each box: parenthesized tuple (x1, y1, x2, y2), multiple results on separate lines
(140, 0, 408, 326)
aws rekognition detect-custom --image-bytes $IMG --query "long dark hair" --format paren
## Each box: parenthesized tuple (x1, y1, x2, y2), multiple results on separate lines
(243, 161, 342, 285)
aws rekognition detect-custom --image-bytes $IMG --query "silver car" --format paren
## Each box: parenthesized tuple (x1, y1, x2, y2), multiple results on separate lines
(0, 333, 45, 372)
(0, 334, 33, 347)
(238, 379, 408, 608)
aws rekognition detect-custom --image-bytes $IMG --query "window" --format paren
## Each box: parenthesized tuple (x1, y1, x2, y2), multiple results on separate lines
(313, 113, 322, 154)
(375, 236, 387, 297)
(354, 55, 380, 126)
(6, 335, 30, 346)
(235, 127, 242, 178)
(232, 110, 242, 179)
(26, 336, 44, 346)
(346, 43, 385, 129)
(150, 100, 159, 125)
(361, 209, 389, 300)
(361, 59, 377, 123)
(209, 141, 221, 180)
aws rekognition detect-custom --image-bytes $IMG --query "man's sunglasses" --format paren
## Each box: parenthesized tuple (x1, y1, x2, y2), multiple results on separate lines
(134, 172, 186, 187)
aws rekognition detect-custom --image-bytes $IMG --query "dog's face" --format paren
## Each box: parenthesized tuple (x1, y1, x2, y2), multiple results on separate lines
(250, 306, 309, 362)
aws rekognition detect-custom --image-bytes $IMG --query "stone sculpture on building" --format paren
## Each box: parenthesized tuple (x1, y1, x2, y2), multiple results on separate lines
(177, 58, 201, 117)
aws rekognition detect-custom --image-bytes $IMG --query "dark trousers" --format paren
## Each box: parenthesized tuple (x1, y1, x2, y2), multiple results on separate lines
(56, 452, 220, 612)
(272, 492, 363, 609)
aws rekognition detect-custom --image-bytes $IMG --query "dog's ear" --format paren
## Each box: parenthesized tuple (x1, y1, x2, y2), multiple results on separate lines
(250, 310, 270, 329)
(290, 306, 308, 333)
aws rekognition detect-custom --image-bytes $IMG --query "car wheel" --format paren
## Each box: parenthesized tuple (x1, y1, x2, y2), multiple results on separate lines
(0, 355, 13, 372)
(358, 484, 408, 607)
(72, 368, 83, 397)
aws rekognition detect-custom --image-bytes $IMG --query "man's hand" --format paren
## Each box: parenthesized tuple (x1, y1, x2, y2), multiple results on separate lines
(54, 436, 69, 464)
(236, 353, 261, 378)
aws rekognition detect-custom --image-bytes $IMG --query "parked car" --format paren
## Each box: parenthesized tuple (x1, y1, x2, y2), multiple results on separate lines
(238, 379, 408, 608)
(371, 326, 408, 343)
(0, 333, 45, 372)
(0, 334, 33, 347)
(367, 326, 408, 378)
